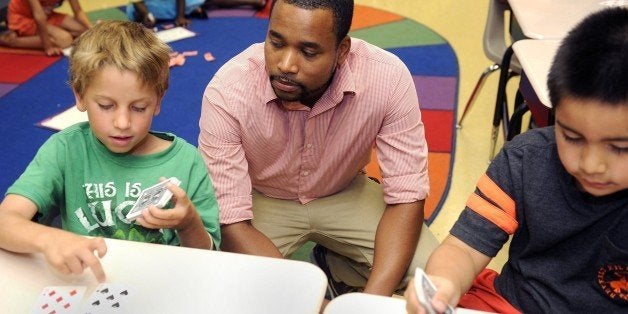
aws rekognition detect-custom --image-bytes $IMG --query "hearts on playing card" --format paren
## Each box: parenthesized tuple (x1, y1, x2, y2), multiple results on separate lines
(33, 286, 87, 314)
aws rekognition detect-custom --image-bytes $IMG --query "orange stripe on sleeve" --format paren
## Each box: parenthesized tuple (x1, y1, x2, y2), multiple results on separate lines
(466, 194, 519, 234)
(476, 174, 516, 219)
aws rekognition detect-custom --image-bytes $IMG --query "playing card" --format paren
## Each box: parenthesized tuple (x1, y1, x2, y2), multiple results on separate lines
(81, 283, 134, 314)
(126, 177, 181, 220)
(414, 267, 454, 314)
(32, 286, 86, 314)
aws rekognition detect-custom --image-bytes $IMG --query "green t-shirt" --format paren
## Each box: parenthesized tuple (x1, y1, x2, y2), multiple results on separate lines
(7, 122, 221, 248)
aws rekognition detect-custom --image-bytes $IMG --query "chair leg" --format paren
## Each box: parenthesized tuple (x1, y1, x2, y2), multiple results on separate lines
(457, 63, 500, 128)
(489, 46, 515, 160)
(507, 91, 528, 141)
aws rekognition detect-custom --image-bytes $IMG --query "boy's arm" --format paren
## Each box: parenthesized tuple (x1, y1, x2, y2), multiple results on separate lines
(68, 0, 92, 29)
(425, 235, 491, 310)
(0, 194, 107, 281)
(175, 0, 191, 27)
(26, 0, 58, 55)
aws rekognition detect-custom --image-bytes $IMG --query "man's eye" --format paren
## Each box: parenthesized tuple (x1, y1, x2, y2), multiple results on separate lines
(302, 50, 318, 58)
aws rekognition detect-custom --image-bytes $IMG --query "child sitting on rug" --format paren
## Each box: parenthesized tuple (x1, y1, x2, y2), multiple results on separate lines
(405, 7, 628, 314)
(0, 0, 91, 56)
(202, 0, 267, 10)
(0, 20, 221, 282)
(127, 0, 208, 28)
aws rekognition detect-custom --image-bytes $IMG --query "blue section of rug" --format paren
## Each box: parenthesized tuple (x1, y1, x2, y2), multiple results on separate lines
(0, 17, 268, 194)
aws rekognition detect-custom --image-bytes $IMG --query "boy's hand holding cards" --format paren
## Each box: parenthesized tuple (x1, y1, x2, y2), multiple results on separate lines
(126, 177, 181, 221)
(415, 267, 454, 314)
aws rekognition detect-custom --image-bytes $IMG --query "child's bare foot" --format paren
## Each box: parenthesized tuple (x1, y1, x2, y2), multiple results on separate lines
(0, 30, 17, 47)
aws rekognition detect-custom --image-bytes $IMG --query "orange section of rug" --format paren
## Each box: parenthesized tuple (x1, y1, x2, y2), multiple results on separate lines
(365, 150, 450, 220)
(350, 6, 404, 31)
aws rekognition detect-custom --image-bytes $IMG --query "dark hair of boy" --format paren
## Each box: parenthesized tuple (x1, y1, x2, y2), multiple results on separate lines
(548, 7, 628, 108)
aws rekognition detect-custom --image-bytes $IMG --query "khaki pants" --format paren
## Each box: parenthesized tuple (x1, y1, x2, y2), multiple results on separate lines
(252, 175, 439, 292)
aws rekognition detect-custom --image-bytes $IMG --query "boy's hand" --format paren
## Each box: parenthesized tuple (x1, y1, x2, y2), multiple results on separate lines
(43, 43, 62, 56)
(135, 179, 198, 231)
(41, 233, 107, 282)
(175, 16, 191, 27)
(404, 276, 459, 314)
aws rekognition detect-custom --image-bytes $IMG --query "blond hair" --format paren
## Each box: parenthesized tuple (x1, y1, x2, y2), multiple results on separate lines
(69, 21, 170, 98)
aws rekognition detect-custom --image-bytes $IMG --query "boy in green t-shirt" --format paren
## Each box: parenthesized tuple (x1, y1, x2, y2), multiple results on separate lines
(0, 21, 220, 282)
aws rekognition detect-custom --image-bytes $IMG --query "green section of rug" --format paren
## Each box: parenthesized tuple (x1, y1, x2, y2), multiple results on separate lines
(350, 19, 445, 49)
(88, 7, 128, 23)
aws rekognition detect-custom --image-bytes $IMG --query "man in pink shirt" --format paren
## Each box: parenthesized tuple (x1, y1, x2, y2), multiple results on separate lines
(199, 0, 438, 298)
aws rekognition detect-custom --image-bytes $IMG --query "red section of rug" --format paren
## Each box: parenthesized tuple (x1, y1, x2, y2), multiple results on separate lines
(422, 109, 454, 153)
(0, 53, 60, 84)
(254, 0, 273, 18)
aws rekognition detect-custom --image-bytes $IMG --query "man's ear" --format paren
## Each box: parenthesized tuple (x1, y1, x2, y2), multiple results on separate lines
(73, 89, 86, 112)
(336, 36, 351, 66)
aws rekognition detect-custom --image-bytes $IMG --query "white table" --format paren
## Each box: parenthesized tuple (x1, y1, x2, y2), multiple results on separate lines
(324, 292, 494, 314)
(324, 293, 406, 314)
(507, 0, 623, 39)
(512, 39, 560, 109)
(0, 238, 327, 313)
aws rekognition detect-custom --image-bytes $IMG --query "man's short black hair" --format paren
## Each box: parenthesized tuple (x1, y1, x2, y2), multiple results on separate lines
(548, 7, 628, 108)
(270, 0, 354, 45)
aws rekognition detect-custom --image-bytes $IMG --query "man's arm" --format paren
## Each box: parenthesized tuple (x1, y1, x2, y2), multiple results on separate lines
(220, 221, 283, 258)
(363, 201, 423, 296)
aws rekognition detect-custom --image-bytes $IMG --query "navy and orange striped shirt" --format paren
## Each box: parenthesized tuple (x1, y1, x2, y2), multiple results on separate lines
(451, 127, 627, 312)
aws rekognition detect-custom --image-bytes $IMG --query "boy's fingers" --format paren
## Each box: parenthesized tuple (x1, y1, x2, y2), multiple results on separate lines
(82, 252, 106, 282)
(93, 237, 108, 258)
(431, 298, 448, 313)
(90, 261, 107, 283)
(66, 257, 84, 275)
(82, 238, 107, 282)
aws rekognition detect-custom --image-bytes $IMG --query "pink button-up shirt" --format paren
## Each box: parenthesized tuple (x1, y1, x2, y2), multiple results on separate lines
(199, 38, 429, 224)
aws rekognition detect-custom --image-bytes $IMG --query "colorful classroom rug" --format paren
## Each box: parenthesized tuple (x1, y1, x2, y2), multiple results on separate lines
(0, 4, 458, 227)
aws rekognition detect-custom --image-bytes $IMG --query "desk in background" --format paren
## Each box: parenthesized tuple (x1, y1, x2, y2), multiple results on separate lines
(512, 39, 560, 128)
(508, 0, 616, 39)
(0, 238, 327, 313)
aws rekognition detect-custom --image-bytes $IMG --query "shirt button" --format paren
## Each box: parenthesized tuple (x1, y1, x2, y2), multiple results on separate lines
(306, 143, 312, 149)
(302, 171, 309, 176)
